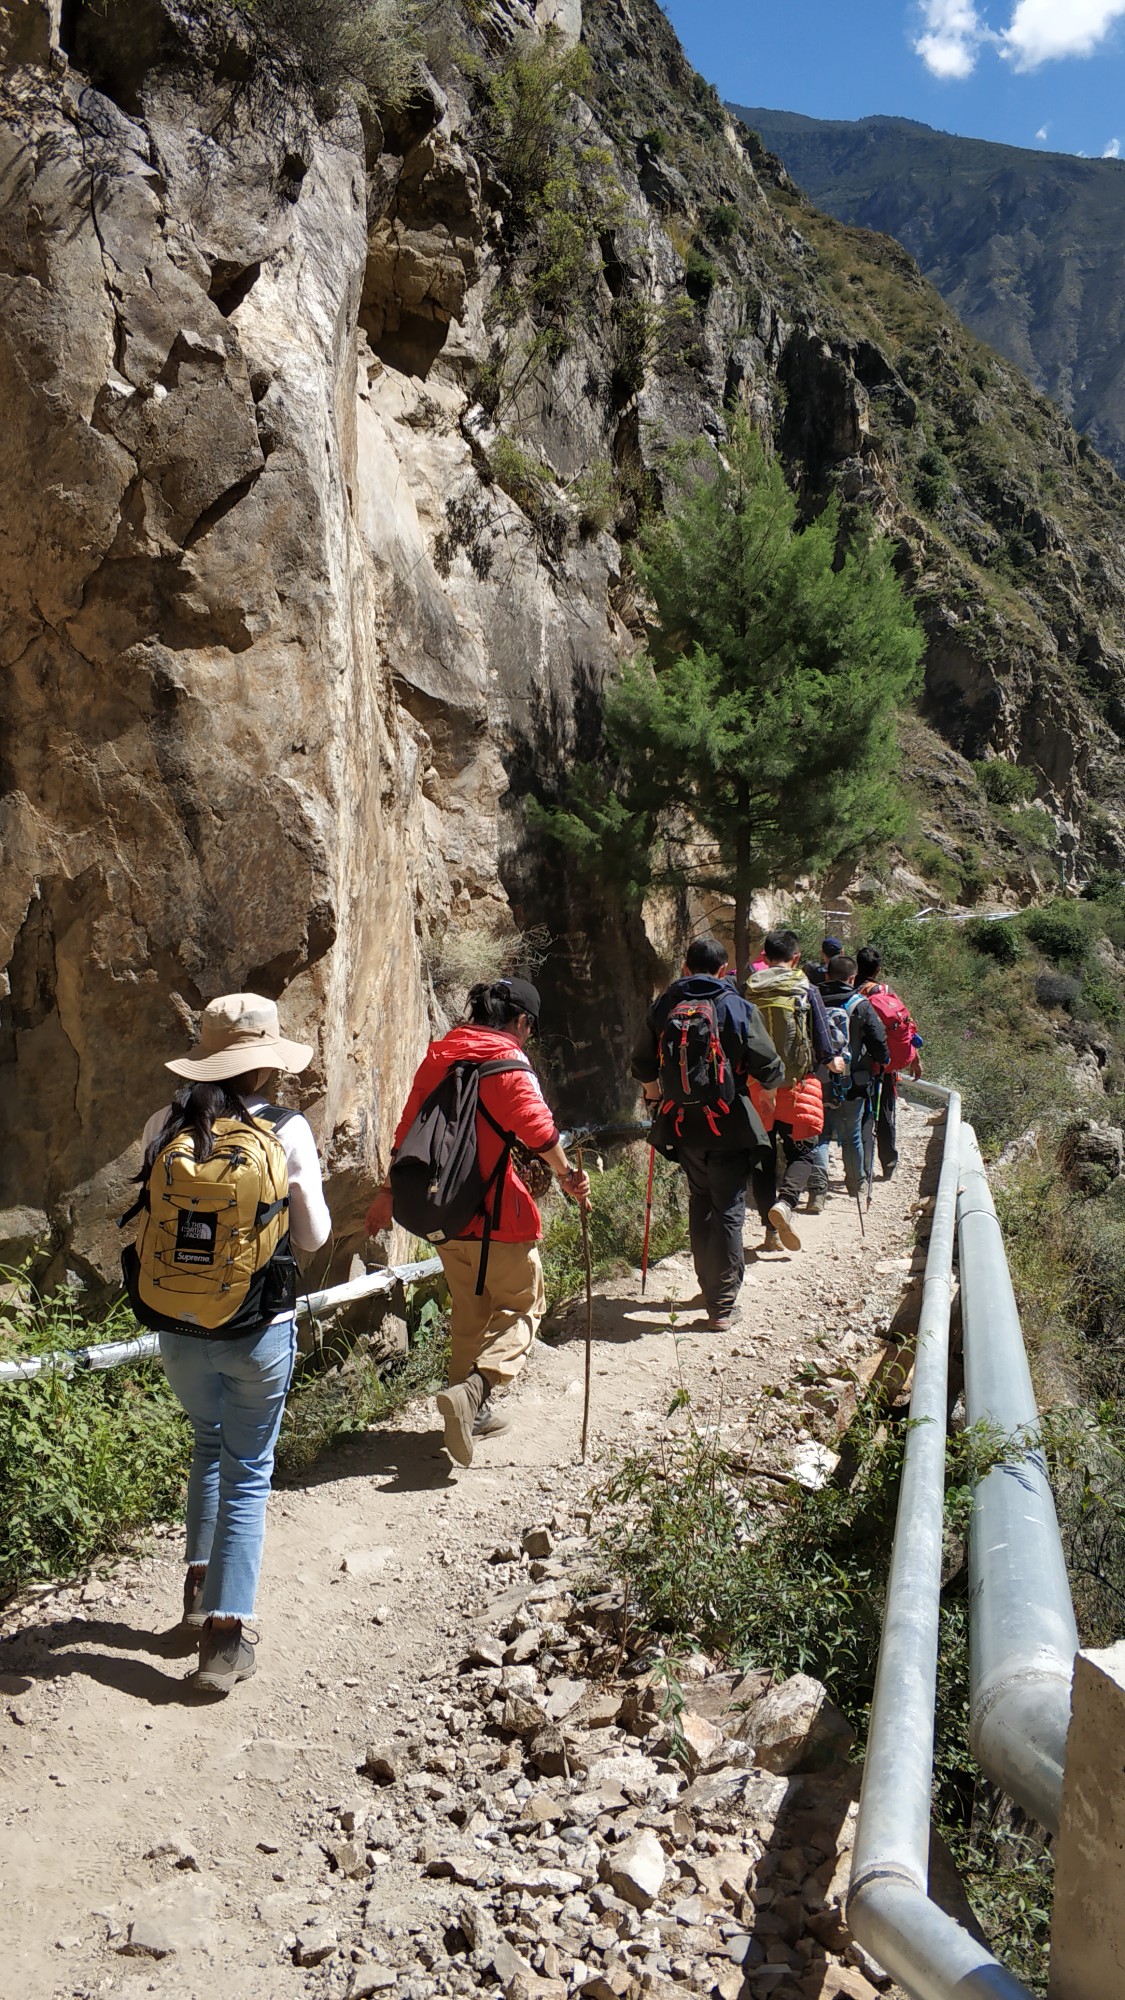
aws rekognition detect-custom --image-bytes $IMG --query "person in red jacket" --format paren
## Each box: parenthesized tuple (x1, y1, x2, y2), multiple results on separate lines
(365, 978, 589, 1467)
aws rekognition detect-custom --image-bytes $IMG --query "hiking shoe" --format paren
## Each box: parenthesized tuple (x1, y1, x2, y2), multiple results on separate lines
(706, 1311, 734, 1332)
(436, 1372, 487, 1466)
(768, 1201, 802, 1252)
(805, 1192, 826, 1216)
(881, 1160, 898, 1181)
(762, 1227, 783, 1252)
(473, 1399, 510, 1441)
(193, 1620, 256, 1694)
(182, 1567, 206, 1631)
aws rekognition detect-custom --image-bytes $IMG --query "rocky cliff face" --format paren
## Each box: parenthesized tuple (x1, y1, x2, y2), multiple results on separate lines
(4, 0, 1125, 1281)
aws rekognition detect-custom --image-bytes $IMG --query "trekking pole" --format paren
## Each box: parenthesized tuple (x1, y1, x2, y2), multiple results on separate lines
(640, 1145, 656, 1298)
(867, 1080, 883, 1214)
(856, 1190, 867, 1238)
(577, 1147, 594, 1462)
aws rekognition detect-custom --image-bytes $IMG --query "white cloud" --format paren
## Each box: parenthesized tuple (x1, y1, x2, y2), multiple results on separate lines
(915, 0, 989, 76)
(1104, 135, 1122, 153)
(1001, 0, 1125, 69)
(1036, 122, 1049, 137)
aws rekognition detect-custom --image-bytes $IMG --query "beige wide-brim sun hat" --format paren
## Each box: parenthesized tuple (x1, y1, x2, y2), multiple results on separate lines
(166, 992, 314, 1083)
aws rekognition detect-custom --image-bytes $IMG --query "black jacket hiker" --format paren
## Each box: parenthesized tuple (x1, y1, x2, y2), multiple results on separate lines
(630, 976, 784, 1326)
(819, 981, 891, 1097)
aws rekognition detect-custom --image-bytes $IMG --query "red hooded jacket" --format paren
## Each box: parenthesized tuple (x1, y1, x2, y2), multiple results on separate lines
(392, 1026, 559, 1243)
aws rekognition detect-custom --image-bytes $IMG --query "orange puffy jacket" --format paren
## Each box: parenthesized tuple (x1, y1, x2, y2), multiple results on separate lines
(750, 1074, 824, 1144)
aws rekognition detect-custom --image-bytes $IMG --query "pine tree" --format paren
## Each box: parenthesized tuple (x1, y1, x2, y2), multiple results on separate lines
(538, 418, 925, 981)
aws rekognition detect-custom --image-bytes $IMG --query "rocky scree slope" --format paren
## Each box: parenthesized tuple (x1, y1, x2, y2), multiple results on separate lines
(4, 0, 1125, 1280)
(732, 108, 1125, 481)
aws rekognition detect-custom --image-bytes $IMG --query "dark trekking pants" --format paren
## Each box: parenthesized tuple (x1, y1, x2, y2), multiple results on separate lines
(680, 1146, 751, 1317)
(861, 1075, 898, 1183)
(754, 1127, 827, 1216)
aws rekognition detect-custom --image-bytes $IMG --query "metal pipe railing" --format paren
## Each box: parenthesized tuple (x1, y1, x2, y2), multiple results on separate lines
(958, 1126, 1078, 1832)
(848, 1085, 1033, 1999)
(0, 1257, 444, 1383)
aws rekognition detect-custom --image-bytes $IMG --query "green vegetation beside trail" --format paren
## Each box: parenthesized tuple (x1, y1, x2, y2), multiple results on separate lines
(535, 417, 923, 984)
(0, 1277, 450, 1600)
(539, 1154, 688, 1315)
(0, 1290, 190, 1602)
(595, 1400, 1052, 1990)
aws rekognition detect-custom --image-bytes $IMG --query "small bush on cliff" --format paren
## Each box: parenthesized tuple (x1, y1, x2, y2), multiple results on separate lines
(236, 0, 422, 110)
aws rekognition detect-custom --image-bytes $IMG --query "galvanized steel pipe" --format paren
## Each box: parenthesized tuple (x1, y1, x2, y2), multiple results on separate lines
(849, 1084, 1035, 2000)
(0, 1257, 444, 1383)
(958, 1125, 1078, 1831)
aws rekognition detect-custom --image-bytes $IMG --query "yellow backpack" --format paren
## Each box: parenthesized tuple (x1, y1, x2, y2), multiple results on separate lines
(121, 1108, 296, 1335)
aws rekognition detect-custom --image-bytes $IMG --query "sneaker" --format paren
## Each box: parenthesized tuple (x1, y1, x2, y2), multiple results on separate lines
(762, 1226, 783, 1252)
(706, 1311, 734, 1332)
(182, 1568, 206, 1631)
(473, 1399, 510, 1440)
(193, 1620, 256, 1694)
(768, 1201, 802, 1251)
(881, 1160, 898, 1181)
(436, 1372, 486, 1467)
(805, 1192, 826, 1216)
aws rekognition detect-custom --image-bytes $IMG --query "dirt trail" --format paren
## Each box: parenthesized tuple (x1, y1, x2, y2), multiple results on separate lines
(0, 1106, 940, 2000)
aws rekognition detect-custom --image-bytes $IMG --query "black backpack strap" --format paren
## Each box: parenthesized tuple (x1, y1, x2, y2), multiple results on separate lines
(471, 1065, 531, 1297)
(243, 1104, 295, 1225)
(118, 1186, 149, 1230)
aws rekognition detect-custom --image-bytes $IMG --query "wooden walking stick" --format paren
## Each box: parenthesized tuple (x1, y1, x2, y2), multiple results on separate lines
(640, 1144, 656, 1297)
(578, 1146, 594, 1462)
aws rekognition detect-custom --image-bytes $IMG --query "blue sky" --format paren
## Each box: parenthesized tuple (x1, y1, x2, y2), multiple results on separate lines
(663, 1, 1125, 157)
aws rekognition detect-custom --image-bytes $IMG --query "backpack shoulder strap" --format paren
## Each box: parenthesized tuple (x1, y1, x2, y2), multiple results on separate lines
(243, 1103, 299, 1135)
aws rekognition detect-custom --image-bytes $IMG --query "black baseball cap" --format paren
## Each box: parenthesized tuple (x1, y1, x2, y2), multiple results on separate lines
(823, 936, 843, 956)
(498, 977, 541, 1022)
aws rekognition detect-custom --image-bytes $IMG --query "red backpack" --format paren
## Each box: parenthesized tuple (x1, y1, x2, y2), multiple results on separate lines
(865, 985, 917, 1073)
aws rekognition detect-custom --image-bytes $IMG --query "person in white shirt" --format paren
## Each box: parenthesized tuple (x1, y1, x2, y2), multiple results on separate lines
(135, 993, 330, 1694)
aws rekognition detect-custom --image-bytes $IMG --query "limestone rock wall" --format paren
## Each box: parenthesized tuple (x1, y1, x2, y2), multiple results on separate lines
(6, 0, 1125, 1281)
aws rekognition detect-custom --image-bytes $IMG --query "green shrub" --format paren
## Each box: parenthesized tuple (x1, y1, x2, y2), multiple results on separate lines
(540, 1154, 687, 1313)
(0, 1288, 189, 1598)
(277, 1290, 450, 1479)
(966, 917, 1021, 964)
(706, 202, 739, 241)
(684, 245, 719, 303)
(236, 0, 422, 110)
(483, 29, 595, 224)
(974, 758, 1038, 806)
(1022, 899, 1093, 965)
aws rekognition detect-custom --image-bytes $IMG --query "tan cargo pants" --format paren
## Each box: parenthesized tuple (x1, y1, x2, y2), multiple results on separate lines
(437, 1238, 546, 1387)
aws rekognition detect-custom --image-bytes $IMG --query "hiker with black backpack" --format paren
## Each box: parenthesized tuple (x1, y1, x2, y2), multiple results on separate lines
(818, 955, 891, 1206)
(744, 928, 840, 1252)
(122, 994, 332, 1695)
(855, 945, 923, 1187)
(364, 978, 589, 1469)
(630, 937, 784, 1333)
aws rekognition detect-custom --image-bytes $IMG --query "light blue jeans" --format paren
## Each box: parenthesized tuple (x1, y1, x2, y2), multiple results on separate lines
(159, 1318, 297, 1620)
(822, 1093, 867, 1198)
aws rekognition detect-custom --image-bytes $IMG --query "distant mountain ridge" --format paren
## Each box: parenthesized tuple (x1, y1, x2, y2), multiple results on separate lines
(729, 105, 1125, 475)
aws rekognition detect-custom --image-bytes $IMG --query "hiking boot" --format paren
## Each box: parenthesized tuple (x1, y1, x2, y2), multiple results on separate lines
(436, 1371, 487, 1466)
(182, 1566, 206, 1631)
(805, 1192, 826, 1216)
(762, 1227, 782, 1253)
(768, 1200, 802, 1251)
(193, 1619, 256, 1695)
(473, 1398, 510, 1441)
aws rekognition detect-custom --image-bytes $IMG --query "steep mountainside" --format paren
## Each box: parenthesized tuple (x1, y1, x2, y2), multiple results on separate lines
(5, 0, 1125, 1277)
(732, 106, 1125, 477)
